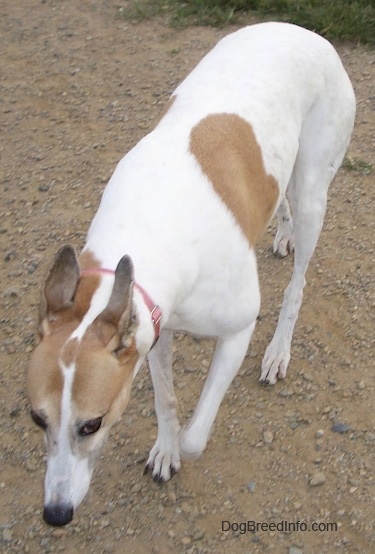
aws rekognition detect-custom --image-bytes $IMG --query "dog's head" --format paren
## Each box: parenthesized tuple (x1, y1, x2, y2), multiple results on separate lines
(27, 246, 143, 526)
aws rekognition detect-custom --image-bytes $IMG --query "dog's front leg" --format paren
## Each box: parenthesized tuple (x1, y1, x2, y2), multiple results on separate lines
(180, 322, 256, 458)
(144, 329, 181, 482)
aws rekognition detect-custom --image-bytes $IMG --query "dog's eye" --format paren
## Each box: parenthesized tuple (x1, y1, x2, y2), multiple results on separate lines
(31, 410, 48, 430)
(78, 417, 102, 437)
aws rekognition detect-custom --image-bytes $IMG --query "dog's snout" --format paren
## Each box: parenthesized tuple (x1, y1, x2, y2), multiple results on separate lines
(43, 503, 74, 526)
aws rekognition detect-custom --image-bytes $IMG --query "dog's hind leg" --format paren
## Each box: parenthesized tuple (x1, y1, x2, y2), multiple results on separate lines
(273, 194, 295, 258)
(145, 329, 181, 482)
(260, 82, 355, 385)
(180, 322, 256, 458)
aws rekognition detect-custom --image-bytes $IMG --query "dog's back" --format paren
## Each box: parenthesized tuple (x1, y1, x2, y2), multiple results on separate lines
(87, 22, 354, 258)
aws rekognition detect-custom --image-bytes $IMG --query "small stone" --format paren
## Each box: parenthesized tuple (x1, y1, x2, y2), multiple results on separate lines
(100, 518, 111, 528)
(247, 481, 256, 493)
(263, 430, 274, 444)
(4, 250, 17, 262)
(302, 373, 313, 381)
(309, 472, 326, 486)
(193, 530, 205, 541)
(4, 342, 17, 354)
(51, 528, 66, 538)
(3, 287, 20, 298)
(181, 536, 191, 545)
(357, 381, 365, 390)
(289, 547, 304, 554)
(348, 478, 360, 486)
(316, 429, 324, 438)
(278, 389, 294, 397)
(331, 422, 350, 434)
(25, 459, 38, 472)
(3, 528, 13, 542)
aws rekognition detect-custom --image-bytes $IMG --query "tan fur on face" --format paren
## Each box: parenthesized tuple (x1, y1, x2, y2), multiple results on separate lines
(190, 114, 279, 246)
(72, 336, 138, 422)
(28, 329, 70, 420)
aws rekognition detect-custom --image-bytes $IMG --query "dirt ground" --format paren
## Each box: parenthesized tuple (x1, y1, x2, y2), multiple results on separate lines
(1, 1, 374, 553)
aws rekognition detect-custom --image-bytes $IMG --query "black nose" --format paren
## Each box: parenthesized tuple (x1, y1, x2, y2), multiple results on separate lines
(43, 504, 74, 526)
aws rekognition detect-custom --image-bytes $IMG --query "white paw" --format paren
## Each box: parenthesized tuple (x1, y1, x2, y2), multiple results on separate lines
(273, 229, 295, 258)
(260, 345, 291, 385)
(144, 440, 181, 483)
(179, 428, 206, 460)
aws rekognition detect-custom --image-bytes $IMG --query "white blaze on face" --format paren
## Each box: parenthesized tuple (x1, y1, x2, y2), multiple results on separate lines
(43, 279, 115, 509)
(70, 275, 115, 341)
(44, 361, 93, 510)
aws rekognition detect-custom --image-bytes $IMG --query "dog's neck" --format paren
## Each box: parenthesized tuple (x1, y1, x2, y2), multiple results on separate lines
(80, 268, 162, 347)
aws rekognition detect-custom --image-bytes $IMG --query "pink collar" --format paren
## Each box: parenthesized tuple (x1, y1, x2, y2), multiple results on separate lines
(80, 268, 162, 348)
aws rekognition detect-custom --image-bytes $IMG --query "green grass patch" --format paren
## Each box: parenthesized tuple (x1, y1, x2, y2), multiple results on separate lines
(343, 157, 374, 175)
(121, 0, 375, 43)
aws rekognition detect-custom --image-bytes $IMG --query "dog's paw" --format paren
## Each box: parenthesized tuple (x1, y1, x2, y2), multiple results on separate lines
(259, 346, 290, 385)
(144, 441, 181, 483)
(179, 429, 206, 460)
(273, 228, 295, 258)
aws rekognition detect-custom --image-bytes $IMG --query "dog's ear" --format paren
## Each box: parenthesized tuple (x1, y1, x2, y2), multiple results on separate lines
(40, 245, 80, 326)
(99, 256, 137, 347)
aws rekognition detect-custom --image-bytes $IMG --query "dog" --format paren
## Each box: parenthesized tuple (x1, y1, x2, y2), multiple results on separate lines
(27, 22, 355, 526)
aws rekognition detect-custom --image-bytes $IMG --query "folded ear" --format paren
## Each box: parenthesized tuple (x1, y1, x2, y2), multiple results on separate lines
(100, 255, 135, 336)
(40, 245, 80, 321)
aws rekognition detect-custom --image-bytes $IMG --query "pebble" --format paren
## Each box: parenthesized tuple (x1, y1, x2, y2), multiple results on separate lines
(331, 422, 351, 434)
(316, 429, 324, 438)
(348, 478, 360, 486)
(51, 528, 66, 538)
(3, 287, 20, 298)
(2, 528, 13, 542)
(309, 472, 326, 486)
(263, 430, 274, 444)
(278, 388, 294, 397)
(247, 481, 256, 493)
(289, 547, 303, 554)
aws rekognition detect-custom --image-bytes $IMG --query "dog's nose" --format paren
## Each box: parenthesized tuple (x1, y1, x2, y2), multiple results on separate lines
(43, 503, 74, 526)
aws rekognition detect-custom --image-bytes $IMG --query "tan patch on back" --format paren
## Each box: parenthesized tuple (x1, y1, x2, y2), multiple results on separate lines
(190, 113, 279, 246)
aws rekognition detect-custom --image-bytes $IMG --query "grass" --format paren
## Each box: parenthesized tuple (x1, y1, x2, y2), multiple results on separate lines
(342, 157, 374, 175)
(121, 0, 375, 43)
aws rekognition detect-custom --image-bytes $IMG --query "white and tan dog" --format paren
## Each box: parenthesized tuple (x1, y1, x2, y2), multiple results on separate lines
(28, 22, 355, 525)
